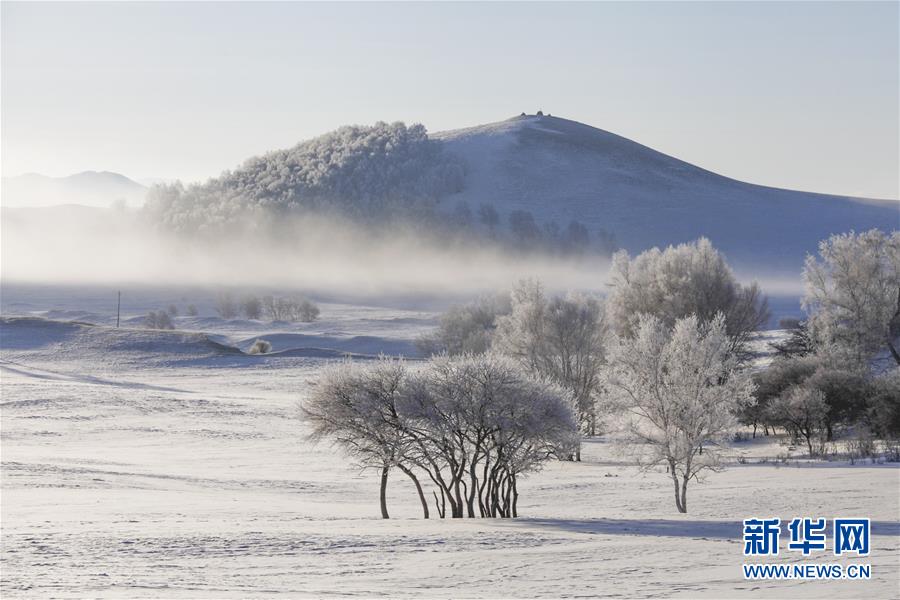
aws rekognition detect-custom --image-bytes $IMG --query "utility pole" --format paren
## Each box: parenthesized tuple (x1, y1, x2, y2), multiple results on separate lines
(116, 291, 121, 328)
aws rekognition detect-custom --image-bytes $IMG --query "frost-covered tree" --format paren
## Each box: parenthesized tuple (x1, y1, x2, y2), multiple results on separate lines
(866, 370, 900, 439)
(303, 359, 426, 519)
(241, 296, 262, 320)
(803, 229, 900, 365)
(166, 304, 179, 317)
(401, 354, 577, 518)
(605, 313, 754, 513)
(215, 292, 237, 319)
(494, 280, 609, 455)
(561, 220, 590, 255)
(144, 122, 465, 234)
(478, 203, 500, 235)
(606, 238, 769, 358)
(297, 299, 320, 322)
(186, 304, 199, 317)
(508, 210, 542, 249)
(304, 354, 575, 520)
(416, 293, 511, 356)
(767, 385, 828, 457)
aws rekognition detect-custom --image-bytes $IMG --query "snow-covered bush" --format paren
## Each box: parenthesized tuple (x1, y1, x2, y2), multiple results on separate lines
(606, 238, 769, 358)
(416, 293, 511, 356)
(803, 229, 900, 366)
(248, 339, 272, 355)
(605, 313, 754, 513)
(145, 310, 175, 330)
(261, 295, 319, 322)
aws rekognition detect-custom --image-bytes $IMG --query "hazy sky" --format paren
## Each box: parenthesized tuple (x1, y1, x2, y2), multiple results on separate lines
(2, 1, 898, 199)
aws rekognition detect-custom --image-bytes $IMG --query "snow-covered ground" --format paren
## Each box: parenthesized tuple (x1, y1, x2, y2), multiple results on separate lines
(2, 306, 898, 598)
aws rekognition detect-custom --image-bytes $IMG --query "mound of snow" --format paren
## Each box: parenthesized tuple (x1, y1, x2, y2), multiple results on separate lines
(0, 317, 242, 367)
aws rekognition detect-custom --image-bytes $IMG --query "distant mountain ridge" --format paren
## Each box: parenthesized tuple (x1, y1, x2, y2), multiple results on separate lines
(2, 171, 147, 207)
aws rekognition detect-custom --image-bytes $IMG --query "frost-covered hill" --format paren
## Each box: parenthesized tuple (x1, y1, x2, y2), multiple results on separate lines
(142, 114, 896, 276)
(434, 114, 899, 272)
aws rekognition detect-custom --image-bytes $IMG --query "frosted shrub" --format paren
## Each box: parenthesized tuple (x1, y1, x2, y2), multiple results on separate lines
(215, 292, 238, 319)
(241, 295, 262, 320)
(145, 311, 175, 330)
(248, 339, 272, 355)
(297, 299, 320, 322)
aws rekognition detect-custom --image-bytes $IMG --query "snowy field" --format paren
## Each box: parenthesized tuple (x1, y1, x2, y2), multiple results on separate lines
(1, 295, 899, 599)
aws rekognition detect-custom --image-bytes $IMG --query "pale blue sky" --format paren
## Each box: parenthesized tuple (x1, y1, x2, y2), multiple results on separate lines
(2, 1, 898, 198)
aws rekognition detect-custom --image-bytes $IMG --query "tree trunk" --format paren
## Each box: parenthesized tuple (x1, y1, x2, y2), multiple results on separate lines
(680, 475, 688, 513)
(511, 476, 519, 518)
(379, 466, 390, 519)
(398, 464, 428, 519)
(669, 459, 684, 513)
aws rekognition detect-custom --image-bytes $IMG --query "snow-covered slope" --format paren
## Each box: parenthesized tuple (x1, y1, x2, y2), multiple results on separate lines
(435, 114, 898, 272)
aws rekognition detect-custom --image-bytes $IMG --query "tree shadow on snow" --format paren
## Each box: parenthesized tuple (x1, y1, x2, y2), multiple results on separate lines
(504, 518, 900, 539)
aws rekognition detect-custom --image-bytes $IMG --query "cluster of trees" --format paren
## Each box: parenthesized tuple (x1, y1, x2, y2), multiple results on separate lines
(304, 355, 577, 519)
(307, 231, 898, 515)
(740, 229, 900, 454)
(445, 202, 618, 257)
(216, 292, 320, 322)
(145, 122, 465, 234)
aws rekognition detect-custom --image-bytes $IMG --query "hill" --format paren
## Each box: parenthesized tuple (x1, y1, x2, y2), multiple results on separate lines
(433, 114, 898, 272)
(80, 115, 900, 276)
(1, 171, 147, 207)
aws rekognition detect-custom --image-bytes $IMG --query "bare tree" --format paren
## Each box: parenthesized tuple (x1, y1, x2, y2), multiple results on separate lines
(605, 313, 754, 513)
